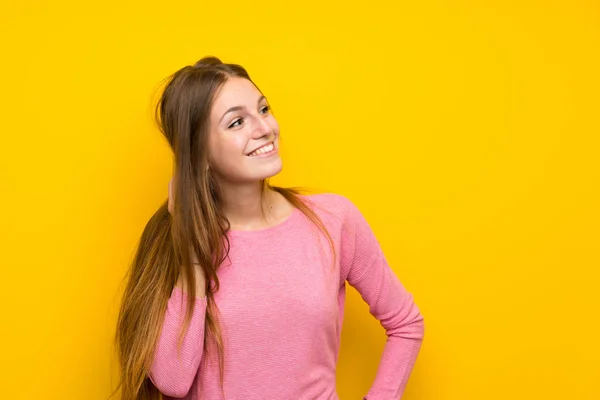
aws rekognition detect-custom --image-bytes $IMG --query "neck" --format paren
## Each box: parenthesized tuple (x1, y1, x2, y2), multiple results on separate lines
(218, 179, 281, 230)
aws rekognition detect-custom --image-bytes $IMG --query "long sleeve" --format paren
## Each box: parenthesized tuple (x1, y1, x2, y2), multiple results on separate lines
(148, 285, 208, 398)
(340, 197, 425, 400)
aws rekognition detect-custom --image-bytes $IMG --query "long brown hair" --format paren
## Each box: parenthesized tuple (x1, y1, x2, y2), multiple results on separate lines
(112, 56, 335, 400)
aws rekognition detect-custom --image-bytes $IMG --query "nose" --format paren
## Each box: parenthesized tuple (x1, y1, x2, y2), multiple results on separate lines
(251, 115, 272, 140)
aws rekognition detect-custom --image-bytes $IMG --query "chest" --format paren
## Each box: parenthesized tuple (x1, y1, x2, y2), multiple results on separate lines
(213, 230, 341, 336)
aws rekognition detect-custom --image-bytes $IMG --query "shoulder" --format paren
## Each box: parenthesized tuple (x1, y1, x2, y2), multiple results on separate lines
(299, 192, 362, 222)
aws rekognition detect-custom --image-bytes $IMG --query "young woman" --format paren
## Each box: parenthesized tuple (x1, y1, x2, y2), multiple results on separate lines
(114, 56, 424, 400)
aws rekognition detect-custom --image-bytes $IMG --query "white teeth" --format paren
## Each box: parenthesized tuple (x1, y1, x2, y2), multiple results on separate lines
(249, 143, 274, 157)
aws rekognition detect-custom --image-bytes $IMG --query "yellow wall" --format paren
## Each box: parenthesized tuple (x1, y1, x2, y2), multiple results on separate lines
(1, 0, 598, 399)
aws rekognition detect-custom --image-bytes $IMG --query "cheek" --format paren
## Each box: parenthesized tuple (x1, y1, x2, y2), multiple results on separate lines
(229, 135, 247, 152)
(209, 135, 247, 169)
(211, 135, 243, 156)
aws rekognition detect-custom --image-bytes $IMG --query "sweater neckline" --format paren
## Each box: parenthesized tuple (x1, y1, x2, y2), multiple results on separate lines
(226, 206, 301, 238)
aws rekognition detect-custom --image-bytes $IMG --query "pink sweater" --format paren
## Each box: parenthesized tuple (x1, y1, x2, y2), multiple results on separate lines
(149, 193, 424, 400)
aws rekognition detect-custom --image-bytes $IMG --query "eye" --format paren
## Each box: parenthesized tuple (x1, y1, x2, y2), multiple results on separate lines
(228, 118, 243, 129)
(259, 105, 270, 115)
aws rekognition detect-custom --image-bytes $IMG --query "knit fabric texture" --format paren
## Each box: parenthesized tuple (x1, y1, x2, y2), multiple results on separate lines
(149, 193, 424, 400)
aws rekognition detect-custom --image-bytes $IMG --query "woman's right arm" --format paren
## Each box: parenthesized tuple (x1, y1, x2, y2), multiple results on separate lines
(148, 271, 208, 398)
(149, 178, 208, 397)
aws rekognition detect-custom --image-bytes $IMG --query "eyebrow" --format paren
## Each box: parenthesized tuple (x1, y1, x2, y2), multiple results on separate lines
(219, 95, 267, 123)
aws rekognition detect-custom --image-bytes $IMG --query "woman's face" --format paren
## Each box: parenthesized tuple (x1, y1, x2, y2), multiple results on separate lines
(207, 77, 282, 184)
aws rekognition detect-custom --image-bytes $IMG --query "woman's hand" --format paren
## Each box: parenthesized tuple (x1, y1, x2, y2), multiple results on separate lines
(168, 177, 174, 215)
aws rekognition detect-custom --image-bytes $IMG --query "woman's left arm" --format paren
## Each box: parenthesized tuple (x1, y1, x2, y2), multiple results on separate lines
(339, 196, 425, 400)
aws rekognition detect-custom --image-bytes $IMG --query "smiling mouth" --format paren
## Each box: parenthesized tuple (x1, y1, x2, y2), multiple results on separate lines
(247, 142, 276, 157)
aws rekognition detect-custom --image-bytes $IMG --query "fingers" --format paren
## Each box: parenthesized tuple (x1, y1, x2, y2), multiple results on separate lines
(168, 178, 174, 214)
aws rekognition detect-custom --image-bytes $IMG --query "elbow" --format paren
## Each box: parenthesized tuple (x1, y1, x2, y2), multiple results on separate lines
(148, 370, 195, 398)
(386, 306, 425, 341)
(405, 299, 425, 340)
(412, 312, 425, 341)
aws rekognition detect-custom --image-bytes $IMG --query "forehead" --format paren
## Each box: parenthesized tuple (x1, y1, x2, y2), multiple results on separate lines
(211, 77, 262, 114)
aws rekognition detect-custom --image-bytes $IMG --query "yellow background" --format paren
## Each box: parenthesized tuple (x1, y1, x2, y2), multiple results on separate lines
(1, 0, 598, 399)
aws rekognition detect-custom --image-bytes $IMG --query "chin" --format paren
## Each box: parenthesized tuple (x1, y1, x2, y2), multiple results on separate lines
(228, 157, 283, 183)
(262, 163, 283, 180)
(256, 158, 283, 180)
